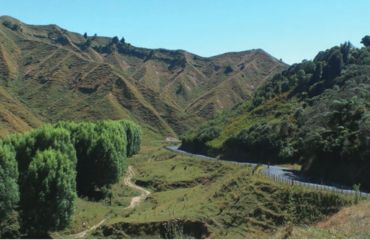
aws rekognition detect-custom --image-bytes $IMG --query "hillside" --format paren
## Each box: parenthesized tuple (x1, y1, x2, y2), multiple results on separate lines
(0, 16, 286, 137)
(49, 136, 351, 239)
(181, 39, 370, 191)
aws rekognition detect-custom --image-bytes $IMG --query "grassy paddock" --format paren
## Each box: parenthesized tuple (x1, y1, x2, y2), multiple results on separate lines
(52, 129, 357, 239)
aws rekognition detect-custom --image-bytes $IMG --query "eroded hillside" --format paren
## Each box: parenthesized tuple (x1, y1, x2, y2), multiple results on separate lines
(0, 16, 287, 136)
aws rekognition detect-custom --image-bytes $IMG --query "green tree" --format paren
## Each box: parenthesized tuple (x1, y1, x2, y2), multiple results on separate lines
(20, 150, 76, 237)
(361, 35, 370, 47)
(323, 49, 343, 80)
(0, 143, 18, 218)
(112, 36, 119, 44)
(10, 126, 76, 175)
(0, 143, 20, 238)
(119, 120, 142, 156)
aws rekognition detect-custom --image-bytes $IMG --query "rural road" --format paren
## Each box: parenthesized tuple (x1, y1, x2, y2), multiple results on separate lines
(70, 165, 150, 238)
(166, 145, 370, 197)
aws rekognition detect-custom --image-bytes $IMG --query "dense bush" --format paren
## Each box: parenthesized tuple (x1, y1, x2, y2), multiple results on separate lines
(223, 121, 296, 163)
(180, 37, 370, 190)
(299, 96, 370, 188)
(0, 119, 141, 237)
(181, 126, 220, 155)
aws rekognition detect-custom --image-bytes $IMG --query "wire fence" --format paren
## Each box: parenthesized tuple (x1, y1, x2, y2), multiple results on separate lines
(260, 170, 369, 198)
(165, 145, 370, 199)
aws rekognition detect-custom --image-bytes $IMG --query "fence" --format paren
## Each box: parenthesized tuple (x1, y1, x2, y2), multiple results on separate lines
(260, 169, 369, 198)
(165, 145, 370, 199)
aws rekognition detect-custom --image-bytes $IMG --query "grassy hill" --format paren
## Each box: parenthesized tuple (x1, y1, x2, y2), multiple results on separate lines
(181, 39, 370, 190)
(49, 133, 353, 239)
(0, 16, 286, 137)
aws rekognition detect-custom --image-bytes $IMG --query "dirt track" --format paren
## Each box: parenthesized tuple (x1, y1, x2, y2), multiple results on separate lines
(70, 165, 150, 238)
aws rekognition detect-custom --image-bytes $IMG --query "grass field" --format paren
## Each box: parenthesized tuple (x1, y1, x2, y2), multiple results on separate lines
(283, 201, 370, 238)
(49, 128, 367, 239)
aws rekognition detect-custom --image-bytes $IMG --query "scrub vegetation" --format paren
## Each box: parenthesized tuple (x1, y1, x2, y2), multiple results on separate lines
(181, 37, 370, 191)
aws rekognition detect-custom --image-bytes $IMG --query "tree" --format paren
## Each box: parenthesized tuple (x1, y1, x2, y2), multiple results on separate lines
(59, 121, 129, 197)
(361, 35, 370, 47)
(119, 120, 141, 156)
(80, 38, 92, 50)
(20, 150, 76, 237)
(0, 120, 141, 235)
(89, 135, 122, 187)
(120, 37, 125, 44)
(90, 121, 127, 187)
(323, 49, 343, 80)
(112, 36, 119, 44)
(83, 32, 88, 39)
(311, 62, 323, 83)
(56, 35, 69, 45)
(0, 144, 20, 237)
(0, 143, 19, 220)
(340, 41, 352, 64)
(10, 126, 76, 174)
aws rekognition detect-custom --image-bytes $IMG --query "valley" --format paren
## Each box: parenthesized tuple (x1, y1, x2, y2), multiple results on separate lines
(52, 131, 360, 238)
(0, 13, 369, 239)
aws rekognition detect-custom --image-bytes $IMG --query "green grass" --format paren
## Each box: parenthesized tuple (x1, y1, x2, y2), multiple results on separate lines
(47, 127, 362, 239)
(49, 129, 351, 239)
(23, 126, 360, 239)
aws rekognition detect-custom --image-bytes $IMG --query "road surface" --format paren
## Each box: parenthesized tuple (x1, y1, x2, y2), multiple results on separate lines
(166, 145, 370, 197)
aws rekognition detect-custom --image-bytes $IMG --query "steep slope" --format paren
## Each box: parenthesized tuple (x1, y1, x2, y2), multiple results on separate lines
(0, 16, 286, 136)
(0, 86, 43, 136)
(181, 39, 370, 190)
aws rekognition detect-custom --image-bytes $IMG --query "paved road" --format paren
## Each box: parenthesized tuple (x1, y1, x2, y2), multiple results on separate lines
(166, 145, 370, 197)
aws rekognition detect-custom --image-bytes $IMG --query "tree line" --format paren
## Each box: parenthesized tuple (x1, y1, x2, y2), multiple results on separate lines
(0, 120, 141, 238)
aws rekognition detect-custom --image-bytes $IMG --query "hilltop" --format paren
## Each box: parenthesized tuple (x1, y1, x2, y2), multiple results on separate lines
(0, 16, 286, 136)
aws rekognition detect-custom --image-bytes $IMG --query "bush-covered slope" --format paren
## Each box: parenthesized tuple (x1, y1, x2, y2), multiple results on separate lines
(181, 38, 370, 190)
(0, 16, 286, 136)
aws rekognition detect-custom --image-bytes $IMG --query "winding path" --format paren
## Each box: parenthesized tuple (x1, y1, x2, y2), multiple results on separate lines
(70, 165, 150, 238)
(123, 166, 151, 209)
(166, 145, 370, 197)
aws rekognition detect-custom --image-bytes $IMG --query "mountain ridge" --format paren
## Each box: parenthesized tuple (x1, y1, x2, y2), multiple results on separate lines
(0, 15, 287, 136)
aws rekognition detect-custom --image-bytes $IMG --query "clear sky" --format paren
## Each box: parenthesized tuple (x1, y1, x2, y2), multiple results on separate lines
(1, 0, 370, 64)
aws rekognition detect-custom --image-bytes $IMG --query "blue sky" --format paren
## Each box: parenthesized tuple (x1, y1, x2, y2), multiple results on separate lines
(1, 0, 370, 64)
